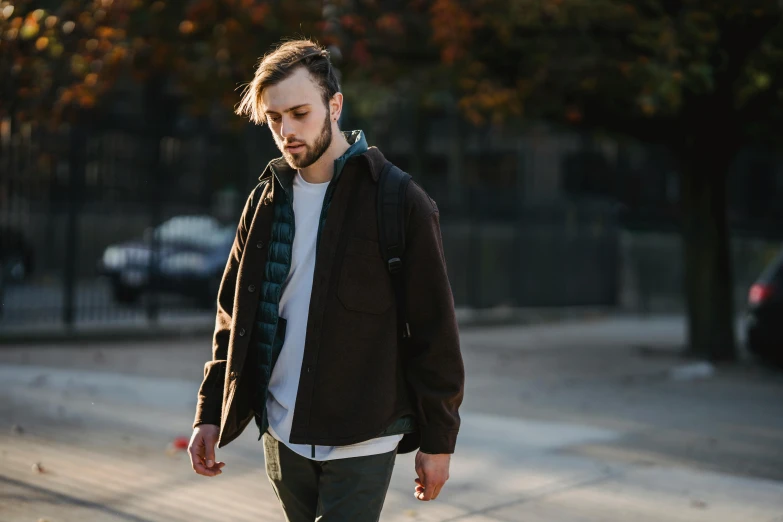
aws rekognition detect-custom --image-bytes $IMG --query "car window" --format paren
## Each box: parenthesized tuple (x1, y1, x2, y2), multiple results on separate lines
(154, 216, 221, 246)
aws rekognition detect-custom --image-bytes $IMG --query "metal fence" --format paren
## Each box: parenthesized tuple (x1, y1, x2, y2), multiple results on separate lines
(0, 121, 621, 335)
(0, 120, 252, 333)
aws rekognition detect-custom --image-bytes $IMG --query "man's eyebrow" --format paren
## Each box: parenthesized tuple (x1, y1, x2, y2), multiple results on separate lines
(265, 104, 311, 115)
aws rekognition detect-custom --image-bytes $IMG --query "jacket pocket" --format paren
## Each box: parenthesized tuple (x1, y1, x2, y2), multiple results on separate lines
(337, 237, 393, 315)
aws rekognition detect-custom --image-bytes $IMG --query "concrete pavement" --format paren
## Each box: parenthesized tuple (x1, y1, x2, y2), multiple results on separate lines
(1, 316, 781, 521)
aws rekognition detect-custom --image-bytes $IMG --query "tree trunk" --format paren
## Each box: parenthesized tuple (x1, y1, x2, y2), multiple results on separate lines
(679, 149, 737, 361)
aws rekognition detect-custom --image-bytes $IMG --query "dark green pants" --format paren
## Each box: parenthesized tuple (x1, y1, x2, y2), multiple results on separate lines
(262, 432, 397, 522)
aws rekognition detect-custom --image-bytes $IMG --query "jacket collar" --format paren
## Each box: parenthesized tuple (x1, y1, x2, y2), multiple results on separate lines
(335, 130, 368, 176)
(260, 131, 371, 200)
(258, 131, 390, 202)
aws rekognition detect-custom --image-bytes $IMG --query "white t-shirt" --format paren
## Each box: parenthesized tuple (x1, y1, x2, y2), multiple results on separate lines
(266, 171, 403, 461)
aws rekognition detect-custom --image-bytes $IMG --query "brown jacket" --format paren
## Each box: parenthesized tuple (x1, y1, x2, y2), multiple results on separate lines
(193, 147, 464, 454)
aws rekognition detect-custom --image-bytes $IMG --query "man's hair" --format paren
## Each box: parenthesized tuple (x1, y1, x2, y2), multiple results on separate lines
(235, 39, 340, 125)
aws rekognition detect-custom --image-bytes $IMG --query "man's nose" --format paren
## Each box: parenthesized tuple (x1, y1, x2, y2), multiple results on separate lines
(280, 117, 295, 140)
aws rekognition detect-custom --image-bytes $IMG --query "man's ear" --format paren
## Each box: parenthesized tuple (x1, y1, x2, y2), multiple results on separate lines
(329, 92, 344, 122)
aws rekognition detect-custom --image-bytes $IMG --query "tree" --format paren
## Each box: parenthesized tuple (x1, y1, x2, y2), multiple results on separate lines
(424, 0, 783, 361)
(0, 0, 326, 130)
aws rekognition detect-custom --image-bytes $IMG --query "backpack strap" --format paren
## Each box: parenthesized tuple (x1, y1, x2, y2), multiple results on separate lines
(377, 161, 412, 339)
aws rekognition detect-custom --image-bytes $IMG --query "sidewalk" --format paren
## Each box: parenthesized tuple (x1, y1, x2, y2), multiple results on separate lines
(0, 316, 781, 521)
(0, 306, 617, 345)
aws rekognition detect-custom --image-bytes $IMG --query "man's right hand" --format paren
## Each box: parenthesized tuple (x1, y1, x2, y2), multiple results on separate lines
(188, 424, 225, 477)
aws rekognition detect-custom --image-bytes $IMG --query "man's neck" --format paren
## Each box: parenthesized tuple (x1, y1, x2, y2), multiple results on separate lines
(298, 131, 351, 184)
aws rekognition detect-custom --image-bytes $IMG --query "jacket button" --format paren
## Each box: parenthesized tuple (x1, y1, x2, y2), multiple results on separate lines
(256, 241, 265, 249)
(248, 284, 256, 293)
(238, 328, 246, 337)
(229, 371, 237, 380)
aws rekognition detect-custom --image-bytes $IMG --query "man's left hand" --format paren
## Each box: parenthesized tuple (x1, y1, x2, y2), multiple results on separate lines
(414, 451, 451, 501)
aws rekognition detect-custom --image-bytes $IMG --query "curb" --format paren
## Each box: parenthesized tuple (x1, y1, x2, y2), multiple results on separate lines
(456, 306, 617, 328)
(0, 307, 618, 346)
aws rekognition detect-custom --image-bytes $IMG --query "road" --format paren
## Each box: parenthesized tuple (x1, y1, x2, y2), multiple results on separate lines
(1, 316, 782, 521)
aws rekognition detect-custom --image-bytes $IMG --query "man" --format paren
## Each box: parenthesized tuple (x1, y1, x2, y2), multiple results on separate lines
(188, 39, 464, 522)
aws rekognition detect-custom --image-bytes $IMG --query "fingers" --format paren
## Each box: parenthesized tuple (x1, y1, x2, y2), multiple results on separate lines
(188, 431, 224, 477)
(414, 477, 445, 501)
(414, 465, 429, 501)
(414, 478, 427, 501)
(414, 477, 433, 501)
(191, 453, 225, 477)
(204, 436, 216, 469)
(192, 458, 223, 477)
(187, 437, 203, 471)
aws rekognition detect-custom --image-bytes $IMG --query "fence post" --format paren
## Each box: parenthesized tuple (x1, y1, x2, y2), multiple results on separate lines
(63, 123, 86, 329)
(145, 133, 162, 324)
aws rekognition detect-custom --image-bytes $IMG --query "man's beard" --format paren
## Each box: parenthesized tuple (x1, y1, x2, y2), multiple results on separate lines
(281, 113, 332, 170)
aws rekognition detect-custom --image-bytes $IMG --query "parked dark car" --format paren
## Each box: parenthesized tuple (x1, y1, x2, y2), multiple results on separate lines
(99, 216, 233, 307)
(745, 244, 783, 366)
(0, 226, 35, 284)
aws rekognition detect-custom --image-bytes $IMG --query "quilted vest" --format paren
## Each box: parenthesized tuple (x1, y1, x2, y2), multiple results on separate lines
(252, 131, 368, 437)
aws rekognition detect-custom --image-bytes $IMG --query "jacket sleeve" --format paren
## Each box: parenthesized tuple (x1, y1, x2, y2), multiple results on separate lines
(403, 194, 465, 454)
(193, 188, 257, 429)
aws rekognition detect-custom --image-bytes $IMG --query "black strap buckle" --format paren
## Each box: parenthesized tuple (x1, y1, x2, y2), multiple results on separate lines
(387, 257, 402, 274)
